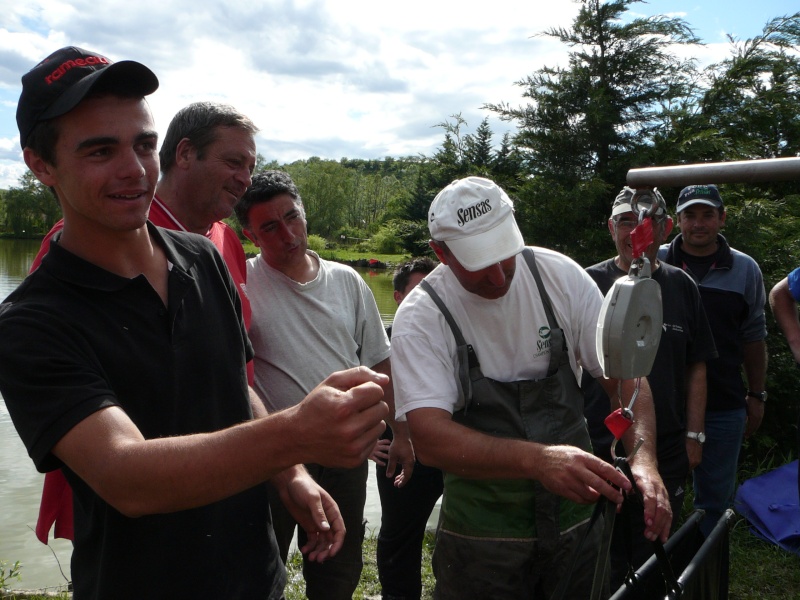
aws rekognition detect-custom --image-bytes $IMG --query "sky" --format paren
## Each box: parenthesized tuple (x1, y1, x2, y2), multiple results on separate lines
(0, 0, 795, 189)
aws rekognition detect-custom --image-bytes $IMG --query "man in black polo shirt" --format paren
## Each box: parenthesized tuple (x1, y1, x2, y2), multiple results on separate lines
(0, 46, 388, 599)
(583, 187, 716, 587)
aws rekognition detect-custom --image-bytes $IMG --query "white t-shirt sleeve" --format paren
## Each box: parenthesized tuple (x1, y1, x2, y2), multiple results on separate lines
(391, 333, 461, 420)
(568, 267, 605, 379)
(390, 288, 462, 420)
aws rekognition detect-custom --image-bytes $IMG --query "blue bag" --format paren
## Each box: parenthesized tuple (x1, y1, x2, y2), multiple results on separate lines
(734, 460, 800, 555)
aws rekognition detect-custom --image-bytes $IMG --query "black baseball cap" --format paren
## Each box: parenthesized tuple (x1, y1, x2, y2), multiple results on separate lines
(16, 46, 159, 150)
(676, 184, 724, 213)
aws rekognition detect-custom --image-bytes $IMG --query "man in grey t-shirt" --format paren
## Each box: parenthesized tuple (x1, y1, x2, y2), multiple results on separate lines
(235, 170, 414, 600)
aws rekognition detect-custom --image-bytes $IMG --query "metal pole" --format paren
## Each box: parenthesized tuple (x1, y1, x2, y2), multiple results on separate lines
(626, 157, 800, 188)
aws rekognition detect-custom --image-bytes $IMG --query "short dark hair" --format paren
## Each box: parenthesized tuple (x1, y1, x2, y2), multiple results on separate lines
(159, 102, 258, 174)
(25, 119, 60, 166)
(235, 170, 303, 229)
(392, 257, 436, 294)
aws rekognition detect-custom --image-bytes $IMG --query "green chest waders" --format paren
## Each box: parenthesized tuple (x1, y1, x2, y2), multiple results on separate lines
(420, 248, 592, 544)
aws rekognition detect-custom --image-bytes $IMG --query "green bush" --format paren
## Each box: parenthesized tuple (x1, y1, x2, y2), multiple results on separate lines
(307, 234, 328, 254)
(334, 227, 370, 245)
(370, 226, 403, 254)
(0, 560, 21, 590)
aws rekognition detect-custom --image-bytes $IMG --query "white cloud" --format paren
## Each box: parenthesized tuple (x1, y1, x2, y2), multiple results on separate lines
(0, 0, 789, 189)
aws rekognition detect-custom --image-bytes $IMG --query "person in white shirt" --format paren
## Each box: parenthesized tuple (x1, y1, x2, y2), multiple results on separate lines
(390, 176, 672, 599)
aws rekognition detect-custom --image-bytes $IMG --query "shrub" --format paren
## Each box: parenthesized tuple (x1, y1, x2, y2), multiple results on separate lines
(370, 226, 403, 254)
(307, 234, 328, 254)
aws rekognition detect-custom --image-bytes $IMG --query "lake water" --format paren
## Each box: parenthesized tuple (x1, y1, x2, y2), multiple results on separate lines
(0, 238, 439, 592)
(0, 238, 73, 592)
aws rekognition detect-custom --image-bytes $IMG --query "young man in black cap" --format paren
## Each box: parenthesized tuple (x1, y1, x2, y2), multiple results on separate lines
(659, 184, 768, 537)
(0, 46, 389, 598)
(29, 100, 261, 547)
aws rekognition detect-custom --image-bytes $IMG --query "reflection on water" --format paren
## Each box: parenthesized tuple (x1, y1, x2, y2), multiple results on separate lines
(0, 238, 73, 592)
(351, 265, 398, 327)
(0, 243, 436, 591)
(0, 401, 73, 591)
(0, 238, 41, 283)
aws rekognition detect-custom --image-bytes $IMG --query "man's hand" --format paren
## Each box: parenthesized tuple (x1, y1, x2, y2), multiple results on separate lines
(274, 467, 344, 563)
(535, 445, 631, 505)
(686, 439, 702, 471)
(386, 422, 416, 488)
(745, 395, 765, 437)
(629, 461, 672, 542)
(294, 367, 389, 468)
(369, 438, 390, 466)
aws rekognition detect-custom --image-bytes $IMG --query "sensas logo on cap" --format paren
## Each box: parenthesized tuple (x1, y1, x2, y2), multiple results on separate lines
(456, 198, 492, 227)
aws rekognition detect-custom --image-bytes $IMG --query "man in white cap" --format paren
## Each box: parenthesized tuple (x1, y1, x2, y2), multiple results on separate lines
(390, 176, 671, 598)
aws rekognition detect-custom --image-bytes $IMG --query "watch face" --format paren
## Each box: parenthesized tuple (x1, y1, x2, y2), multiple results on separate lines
(698, 432, 706, 443)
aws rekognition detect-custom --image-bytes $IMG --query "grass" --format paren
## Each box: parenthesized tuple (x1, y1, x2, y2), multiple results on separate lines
(284, 519, 800, 600)
(728, 516, 800, 599)
(284, 532, 436, 600)
(1, 519, 797, 599)
(316, 249, 412, 266)
(240, 238, 410, 267)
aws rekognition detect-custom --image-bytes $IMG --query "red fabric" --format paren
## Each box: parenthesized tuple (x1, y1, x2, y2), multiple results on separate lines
(30, 222, 74, 543)
(35, 470, 74, 544)
(31, 199, 253, 543)
(630, 216, 654, 258)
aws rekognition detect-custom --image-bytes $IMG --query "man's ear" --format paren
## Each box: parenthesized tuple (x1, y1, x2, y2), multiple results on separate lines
(23, 148, 56, 187)
(607, 218, 616, 237)
(242, 228, 259, 247)
(429, 240, 448, 265)
(663, 216, 674, 238)
(720, 210, 727, 228)
(174, 138, 196, 169)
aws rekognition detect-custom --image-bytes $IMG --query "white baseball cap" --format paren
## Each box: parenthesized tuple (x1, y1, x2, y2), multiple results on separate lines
(428, 177, 524, 271)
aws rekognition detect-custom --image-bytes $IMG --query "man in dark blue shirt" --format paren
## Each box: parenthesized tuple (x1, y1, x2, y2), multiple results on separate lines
(659, 184, 767, 537)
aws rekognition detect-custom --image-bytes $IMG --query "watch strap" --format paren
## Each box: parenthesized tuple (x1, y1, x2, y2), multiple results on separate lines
(686, 431, 705, 444)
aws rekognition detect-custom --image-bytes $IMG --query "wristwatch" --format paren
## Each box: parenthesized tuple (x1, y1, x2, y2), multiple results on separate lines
(686, 431, 706, 445)
(747, 390, 768, 402)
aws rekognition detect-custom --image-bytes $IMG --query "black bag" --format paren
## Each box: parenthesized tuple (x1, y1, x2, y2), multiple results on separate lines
(610, 509, 733, 600)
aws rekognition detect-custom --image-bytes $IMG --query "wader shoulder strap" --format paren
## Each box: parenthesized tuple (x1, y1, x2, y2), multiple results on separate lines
(422, 249, 557, 336)
(521, 247, 560, 333)
(419, 278, 468, 347)
(522, 248, 564, 376)
(419, 279, 480, 405)
(418, 251, 560, 401)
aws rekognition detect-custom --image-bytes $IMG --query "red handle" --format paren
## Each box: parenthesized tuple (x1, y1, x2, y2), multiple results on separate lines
(605, 407, 633, 439)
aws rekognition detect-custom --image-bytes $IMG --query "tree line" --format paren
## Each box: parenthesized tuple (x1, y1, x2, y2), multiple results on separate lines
(1, 0, 799, 465)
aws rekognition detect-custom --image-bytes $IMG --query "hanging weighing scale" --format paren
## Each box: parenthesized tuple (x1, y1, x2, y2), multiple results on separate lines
(596, 188, 664, 440)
